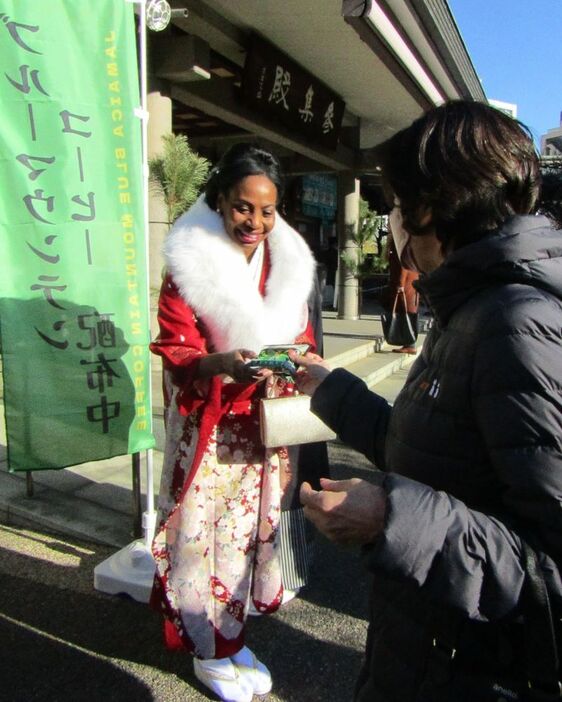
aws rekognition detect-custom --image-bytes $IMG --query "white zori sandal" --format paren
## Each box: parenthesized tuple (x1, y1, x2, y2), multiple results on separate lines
(230, 646, 273, 696)
(193, 656, 253, 702)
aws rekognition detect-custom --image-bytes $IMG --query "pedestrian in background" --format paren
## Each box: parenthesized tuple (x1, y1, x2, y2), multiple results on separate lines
(293, 100, 562, 701)
(383, 227, 419, 354)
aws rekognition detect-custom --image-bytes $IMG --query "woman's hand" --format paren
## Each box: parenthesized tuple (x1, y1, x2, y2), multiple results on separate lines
(289, 350, 332, 396)
(197, 349, 271, 383)
(222, 349, 272, 383)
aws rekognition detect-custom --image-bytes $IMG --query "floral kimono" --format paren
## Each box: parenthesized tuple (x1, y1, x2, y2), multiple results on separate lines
(150, 196, 317, 660)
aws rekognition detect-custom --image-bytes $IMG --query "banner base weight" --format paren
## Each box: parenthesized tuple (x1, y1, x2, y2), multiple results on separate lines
(94, 539, 155, 603)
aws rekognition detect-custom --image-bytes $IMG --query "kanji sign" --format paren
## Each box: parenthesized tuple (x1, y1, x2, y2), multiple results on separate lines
(241, 34, 345, 150)
(0, 1, 155, 471)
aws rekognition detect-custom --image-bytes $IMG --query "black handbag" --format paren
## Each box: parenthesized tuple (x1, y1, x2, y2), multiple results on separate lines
(381, 288, 418, 347)
(419, 541, 561, 702)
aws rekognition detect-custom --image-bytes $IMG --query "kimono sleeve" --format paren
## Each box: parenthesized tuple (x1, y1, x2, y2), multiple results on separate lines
(149, 274, 208, 388)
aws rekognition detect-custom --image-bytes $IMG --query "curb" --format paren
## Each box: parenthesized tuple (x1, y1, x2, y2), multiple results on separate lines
(0, 471, 131, 548)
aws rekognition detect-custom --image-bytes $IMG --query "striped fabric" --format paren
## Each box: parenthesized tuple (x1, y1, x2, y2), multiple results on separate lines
(279, 508, 314, 590)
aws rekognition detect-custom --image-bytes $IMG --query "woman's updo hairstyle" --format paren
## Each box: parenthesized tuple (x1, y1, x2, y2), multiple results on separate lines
(205, 142, 284, 210)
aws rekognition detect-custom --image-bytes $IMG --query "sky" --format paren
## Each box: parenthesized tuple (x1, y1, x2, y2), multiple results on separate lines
(447, 0, 561, 147)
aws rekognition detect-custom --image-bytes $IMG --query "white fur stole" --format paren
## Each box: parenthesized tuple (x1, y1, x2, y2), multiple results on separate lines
(163, 195, 316, 353)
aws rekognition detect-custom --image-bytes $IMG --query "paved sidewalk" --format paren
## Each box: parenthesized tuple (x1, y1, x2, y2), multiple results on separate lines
(0, 305, 422, 701)
(0, 441, 377, 702)
(0, 305, 422, 548)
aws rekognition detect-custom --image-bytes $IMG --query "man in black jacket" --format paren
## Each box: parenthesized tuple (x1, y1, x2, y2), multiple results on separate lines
(292, 101, 562, 701)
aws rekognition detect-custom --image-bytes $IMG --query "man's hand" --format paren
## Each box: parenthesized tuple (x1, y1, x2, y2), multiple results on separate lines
(288, 350, 332, 396)
(300, 477, 386, 545)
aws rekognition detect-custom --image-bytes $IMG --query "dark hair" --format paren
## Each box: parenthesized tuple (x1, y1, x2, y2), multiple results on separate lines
(204, 142, 284, 210)
(377, 100, 541, 250)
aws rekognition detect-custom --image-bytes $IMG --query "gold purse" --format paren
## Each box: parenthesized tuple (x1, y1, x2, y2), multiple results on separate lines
(259, 394, 336, 447)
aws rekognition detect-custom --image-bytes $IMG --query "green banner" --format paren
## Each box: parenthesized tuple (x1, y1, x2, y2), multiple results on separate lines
(0, 0, 155, 471)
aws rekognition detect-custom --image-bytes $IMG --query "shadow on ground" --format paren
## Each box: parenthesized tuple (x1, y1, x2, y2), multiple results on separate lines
(0, 442, 376, 702)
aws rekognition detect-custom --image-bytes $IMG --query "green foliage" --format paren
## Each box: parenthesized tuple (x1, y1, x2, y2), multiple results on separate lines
(149, 133, 210, 225)
(340, 198, 388, 278)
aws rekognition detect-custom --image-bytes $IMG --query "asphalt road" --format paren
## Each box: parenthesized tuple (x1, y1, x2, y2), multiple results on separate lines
(0, 442, 380, 702)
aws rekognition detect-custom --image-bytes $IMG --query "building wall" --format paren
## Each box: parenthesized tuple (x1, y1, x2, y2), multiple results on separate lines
(540, 111, 562, 157)
(489, 99, 517, 119)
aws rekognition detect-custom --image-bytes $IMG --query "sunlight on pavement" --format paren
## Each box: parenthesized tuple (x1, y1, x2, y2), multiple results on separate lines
(0, 524, 95, 566)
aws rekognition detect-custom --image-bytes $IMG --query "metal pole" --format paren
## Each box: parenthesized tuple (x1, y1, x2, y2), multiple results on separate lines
(131, 452, 142, 538)
(143, 449, 156, 548)
(25, 471, 34, 498)
(93, 0, 157, 604)
(138, 0, 157, 547)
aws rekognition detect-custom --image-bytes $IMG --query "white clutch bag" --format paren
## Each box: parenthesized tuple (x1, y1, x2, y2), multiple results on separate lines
(260, 394, 337, 447)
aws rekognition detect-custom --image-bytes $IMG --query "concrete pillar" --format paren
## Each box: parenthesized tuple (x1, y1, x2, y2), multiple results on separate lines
(336, 172, 360, 320)
(147, 91, 172, 333)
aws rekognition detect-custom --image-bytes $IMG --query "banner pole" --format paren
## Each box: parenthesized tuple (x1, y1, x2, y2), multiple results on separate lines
(94, 0, 156, 603)
(131, 452, 143, 538)
(137, 0, 157, 549)
(143, 449, 156, 548)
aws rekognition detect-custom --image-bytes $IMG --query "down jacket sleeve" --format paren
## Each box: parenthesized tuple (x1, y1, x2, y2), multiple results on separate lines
(310, 291, 562, 621)
(311, 368, 391, 469)
(471, 304, 562, 563)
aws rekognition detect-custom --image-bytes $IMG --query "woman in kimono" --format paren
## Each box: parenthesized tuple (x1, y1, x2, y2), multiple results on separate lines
(150, 143, 323, 702)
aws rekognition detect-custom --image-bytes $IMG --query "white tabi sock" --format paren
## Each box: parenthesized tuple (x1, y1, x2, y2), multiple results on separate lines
(230, 646, 273, 695)
(193, 656, 253, 702)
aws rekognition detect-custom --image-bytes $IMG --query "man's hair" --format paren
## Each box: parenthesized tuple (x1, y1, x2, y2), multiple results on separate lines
(377, 100, 541, 250)
(205, 142, 284, 210)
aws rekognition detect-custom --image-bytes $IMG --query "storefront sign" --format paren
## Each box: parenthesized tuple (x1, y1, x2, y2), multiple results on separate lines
(0, 0, 155, 471)
(241, 34, 345, 149)
(301, 174, 337, 220)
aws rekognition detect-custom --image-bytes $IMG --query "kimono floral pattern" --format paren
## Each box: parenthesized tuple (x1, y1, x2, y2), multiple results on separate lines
(152, 374, 295, 659)
(149, 241, 316, 659)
